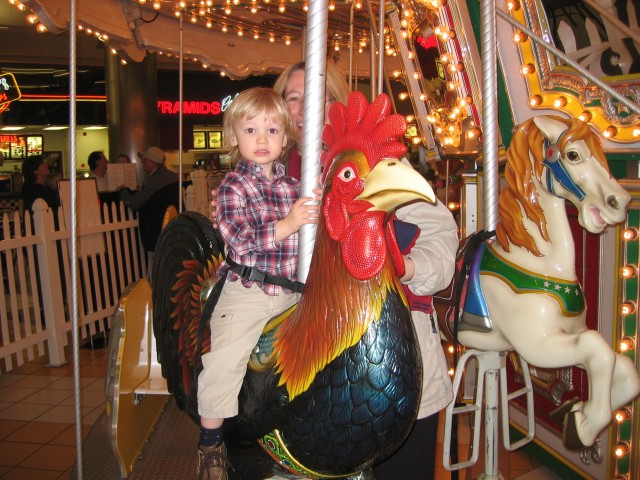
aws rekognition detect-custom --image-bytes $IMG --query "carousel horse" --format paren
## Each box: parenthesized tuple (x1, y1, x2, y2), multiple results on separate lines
(435, 114, 640, 451)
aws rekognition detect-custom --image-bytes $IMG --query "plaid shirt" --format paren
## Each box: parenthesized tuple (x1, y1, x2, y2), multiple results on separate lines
(217, 159, 300, 295)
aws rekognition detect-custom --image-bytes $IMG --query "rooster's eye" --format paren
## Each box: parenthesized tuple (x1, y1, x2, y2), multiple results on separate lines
(338, 166, 356, 181)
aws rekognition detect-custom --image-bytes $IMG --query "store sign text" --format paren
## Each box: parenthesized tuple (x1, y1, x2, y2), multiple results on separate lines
(158, 94, 237, 116)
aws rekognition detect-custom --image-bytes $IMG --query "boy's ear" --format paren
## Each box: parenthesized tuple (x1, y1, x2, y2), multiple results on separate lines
(229, 133, 238, 147)
(282, 135, 288, 148)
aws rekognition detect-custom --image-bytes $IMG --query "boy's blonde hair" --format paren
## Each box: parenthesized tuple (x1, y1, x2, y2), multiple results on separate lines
(223, 87, 298, 165)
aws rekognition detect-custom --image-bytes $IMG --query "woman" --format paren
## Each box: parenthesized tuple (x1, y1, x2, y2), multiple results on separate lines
(22, 155, 60, 214)
(275, 62, 458, 480)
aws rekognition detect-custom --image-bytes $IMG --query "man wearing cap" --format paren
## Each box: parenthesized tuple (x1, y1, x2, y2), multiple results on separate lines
(119, 146, 180, 254)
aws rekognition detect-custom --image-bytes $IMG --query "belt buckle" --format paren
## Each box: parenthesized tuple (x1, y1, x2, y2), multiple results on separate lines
(247, 268, 266, 283)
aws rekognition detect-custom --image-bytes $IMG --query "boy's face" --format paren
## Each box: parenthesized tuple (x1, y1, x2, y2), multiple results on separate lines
(231, 112, 287, 174)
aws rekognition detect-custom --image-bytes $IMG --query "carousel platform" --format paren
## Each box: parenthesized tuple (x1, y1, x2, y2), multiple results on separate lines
(71, 398, 198, 479)
(71, 397, 302, 480)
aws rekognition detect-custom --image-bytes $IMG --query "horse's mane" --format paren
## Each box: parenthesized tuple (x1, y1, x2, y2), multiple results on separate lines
(495, 115, 605, 255)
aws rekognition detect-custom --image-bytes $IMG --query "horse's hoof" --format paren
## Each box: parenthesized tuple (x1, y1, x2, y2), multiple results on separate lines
(549, 397, 581, 425)
(562, 411, 586, 451)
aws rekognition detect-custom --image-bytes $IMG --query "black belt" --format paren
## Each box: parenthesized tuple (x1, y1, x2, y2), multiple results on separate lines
(225, 257, 305, 293)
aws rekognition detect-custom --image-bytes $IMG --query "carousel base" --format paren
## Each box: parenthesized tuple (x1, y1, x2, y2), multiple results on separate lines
(71, 397, 300, 480)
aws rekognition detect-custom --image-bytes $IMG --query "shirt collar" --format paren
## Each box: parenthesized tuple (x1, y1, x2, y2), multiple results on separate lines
(236, 159, 286, 180)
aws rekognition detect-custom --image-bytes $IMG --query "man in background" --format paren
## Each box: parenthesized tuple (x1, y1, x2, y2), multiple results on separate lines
(88, 151, 109, 192)
(118, 146, 180, 257)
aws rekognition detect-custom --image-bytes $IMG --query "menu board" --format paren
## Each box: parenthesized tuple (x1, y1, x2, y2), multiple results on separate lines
(0, 134, 44, 159)
(107, 163, 137, 191)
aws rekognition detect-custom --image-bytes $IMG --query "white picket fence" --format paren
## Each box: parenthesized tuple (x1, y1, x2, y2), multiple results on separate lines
(0, 179, 211, 374)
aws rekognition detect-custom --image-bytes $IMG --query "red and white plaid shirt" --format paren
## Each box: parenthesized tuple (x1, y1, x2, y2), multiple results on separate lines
(217, 159, 300, 295)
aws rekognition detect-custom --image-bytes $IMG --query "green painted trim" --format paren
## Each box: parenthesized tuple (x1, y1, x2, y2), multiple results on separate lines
(607, 152, 640, 179)
(480, 245, 585, 315)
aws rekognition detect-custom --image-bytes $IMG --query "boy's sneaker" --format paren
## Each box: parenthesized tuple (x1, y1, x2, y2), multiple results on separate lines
(197, 442, 231, 480)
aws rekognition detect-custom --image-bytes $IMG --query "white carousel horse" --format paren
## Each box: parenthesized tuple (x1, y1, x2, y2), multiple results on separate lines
(450, 115, 640, 450)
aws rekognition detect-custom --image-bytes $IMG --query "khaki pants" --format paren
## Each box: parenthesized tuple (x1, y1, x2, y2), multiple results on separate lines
(197, 279, 299, 419)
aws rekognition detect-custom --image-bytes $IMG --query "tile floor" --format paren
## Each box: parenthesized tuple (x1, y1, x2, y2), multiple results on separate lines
(0, 344, 555, 480)
(0, 346, 106, 480)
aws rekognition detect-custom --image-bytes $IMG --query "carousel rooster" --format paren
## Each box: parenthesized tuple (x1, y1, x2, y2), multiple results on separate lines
(152, 92, 436, 479)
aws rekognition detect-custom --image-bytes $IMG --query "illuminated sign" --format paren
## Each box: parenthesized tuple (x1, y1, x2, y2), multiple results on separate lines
(157, 93, 237, 116)
(0, 134, 43, 160)
(0, 73, 21, 114)
(0, 73, 21, 105)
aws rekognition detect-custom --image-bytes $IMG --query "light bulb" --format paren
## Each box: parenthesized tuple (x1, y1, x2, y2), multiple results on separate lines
(578, 111, 592, 122)
(529, 95, 542, 107)
(614, 407, 631, 423)
(505, 0, 520, 11)
(520, 63, 535, 75)
(622, 227, 638, 241)
(620, 301, 636, 316)
(619, 337, 635, 352)
(512, 31, 528, 43)
(553, 96, 567, 108)
(620, 264, 637, 278)
(604, 126, 618, 138)
(614, 442, 629, 458)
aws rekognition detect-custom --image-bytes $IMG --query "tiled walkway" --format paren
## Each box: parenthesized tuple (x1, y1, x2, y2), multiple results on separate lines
(0, 346, 107, 480)
(0, 344, 555, 480)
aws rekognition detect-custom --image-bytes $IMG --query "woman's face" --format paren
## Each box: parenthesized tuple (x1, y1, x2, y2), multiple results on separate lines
(283, 69, 305, 136)
(283, 68, 336, 138)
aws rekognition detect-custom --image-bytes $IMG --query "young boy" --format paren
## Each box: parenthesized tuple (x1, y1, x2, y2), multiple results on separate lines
(196, 87, 319, 480)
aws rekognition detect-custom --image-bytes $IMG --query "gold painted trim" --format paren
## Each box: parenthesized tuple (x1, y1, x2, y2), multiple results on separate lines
(514, 0, 640, 142)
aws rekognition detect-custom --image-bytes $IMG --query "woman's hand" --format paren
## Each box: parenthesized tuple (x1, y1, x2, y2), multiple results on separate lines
(210, 189, 219, 229)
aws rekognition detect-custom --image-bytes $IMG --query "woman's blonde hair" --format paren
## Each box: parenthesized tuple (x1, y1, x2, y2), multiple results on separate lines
(223, 87, 299, 165)
(273, 61, 349, 104)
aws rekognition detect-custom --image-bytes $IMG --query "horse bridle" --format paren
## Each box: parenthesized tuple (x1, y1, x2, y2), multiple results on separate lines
(542, 129, 586, 201)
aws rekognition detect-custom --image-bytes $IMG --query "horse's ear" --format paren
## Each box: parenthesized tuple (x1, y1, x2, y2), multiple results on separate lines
(532, 115, 569, 143)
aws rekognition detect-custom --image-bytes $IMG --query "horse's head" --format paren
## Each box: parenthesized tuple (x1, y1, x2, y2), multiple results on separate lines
(496, 115, 630, 255)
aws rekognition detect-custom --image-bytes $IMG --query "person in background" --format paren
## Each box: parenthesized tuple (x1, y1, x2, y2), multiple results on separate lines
(88, 151, 109, 192)
(117, 153, 132, 164)
(119, 146, 180, 254)
(275, 63, 458, 480)
(22, 155, 60, 214)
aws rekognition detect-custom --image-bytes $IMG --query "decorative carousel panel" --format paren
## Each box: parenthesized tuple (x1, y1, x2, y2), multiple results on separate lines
(389, 0, 484, 156)
(509, 0, 640, 142)
(610, 179, 640, 480)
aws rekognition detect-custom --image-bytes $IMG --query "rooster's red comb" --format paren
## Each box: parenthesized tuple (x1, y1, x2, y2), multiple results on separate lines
(320, 91, 407, 180)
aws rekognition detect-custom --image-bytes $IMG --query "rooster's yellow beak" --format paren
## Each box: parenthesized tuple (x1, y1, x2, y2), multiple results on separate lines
(356, 158, 436, 212)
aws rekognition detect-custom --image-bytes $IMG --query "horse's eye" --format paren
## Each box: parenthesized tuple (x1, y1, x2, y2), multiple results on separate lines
(566, 151, 580, 162)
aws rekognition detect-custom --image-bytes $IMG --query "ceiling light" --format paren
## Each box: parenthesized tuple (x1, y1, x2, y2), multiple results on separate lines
(0, 126, 25, 131)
